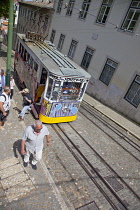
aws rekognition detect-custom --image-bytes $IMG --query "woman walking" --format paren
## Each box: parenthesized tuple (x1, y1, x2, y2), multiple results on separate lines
(10, 75, 15, 100)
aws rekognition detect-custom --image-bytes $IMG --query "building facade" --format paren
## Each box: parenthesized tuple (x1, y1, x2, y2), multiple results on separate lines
(17, 0, 140, 124)
(17, 1, 54, 40)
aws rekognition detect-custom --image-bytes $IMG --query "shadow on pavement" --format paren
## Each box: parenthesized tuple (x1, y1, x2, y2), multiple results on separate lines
(13, 139, 24, 159)
(13, 139, 34, 163)
(13, 106, 21, 114)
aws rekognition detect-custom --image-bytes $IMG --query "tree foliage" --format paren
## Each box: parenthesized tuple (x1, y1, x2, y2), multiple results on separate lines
(0, 0, 10, 18)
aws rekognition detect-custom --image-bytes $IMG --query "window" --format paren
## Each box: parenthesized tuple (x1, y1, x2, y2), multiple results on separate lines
(96, 0, 113, 24)
(121, 0, 140, 32)
(46, 78, 53, 99)
(27, 10, 31, 20)
(99, 59, 118, 85)
(20, 8, 22, 16)
(43, 15, 49, 32)
(57, 34, 65, 51)
(81, 47, 94, 70)
(29, 57, 33, 69)
(25, 8, 27, 18)
(19, 7, 21, 16)
(125, 75, 140, 108)
(23, 49, 27, 61)
(27, 10, 30, 20)
(51, 81, 61, 100)
(60, 82, 81, 100)
(79, 0, 91, 19)
(50, 29, 56, 43)
(38, 15, 43, 32)
(57, 0, 63, 14)
(33, 12, 37, 25)
(40, 68, 47, 84)
(16, 39, 19, 51)
(29, 11, 32, 21)
(68, 40, 78, 59)
(66, 0, 75, 16)
(34, 62, 38, 72)
(22, 8, 24, 17)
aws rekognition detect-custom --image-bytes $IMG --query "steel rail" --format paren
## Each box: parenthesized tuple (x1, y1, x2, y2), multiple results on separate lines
(79, 106, 140, 162)
(68, 122, 140, 201)
(52, 124, 129, 210)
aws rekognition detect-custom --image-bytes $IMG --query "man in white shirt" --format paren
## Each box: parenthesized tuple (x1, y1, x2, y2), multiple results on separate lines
(21, 120, 51, 170)
(0, 69, 5, 94)
(0, 86, 11, 129)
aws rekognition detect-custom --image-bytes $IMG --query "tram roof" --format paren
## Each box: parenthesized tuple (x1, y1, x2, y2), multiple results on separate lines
(17, 34, 91, 79)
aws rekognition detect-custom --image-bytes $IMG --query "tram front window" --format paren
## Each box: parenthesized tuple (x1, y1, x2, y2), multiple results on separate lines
(46, 78, 53, 99)
(51, 81, 61, 100)
(60, 82, 81, 100)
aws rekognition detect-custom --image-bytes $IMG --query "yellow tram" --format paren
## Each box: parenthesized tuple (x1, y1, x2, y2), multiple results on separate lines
(14, 32, 91, 123)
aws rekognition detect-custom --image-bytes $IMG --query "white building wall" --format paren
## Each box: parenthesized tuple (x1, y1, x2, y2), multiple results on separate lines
(47, 0, 140, 123)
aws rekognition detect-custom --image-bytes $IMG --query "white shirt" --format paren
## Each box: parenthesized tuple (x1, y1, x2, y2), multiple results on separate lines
(10, 79, 15, 89)
(22, 125, 50, 153)
(0, 92, 11, 111)
(0, 75, 5, 88)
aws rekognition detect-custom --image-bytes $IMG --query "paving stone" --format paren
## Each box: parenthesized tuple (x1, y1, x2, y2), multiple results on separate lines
(1, 171, 29, 189)
(0, 157, 19, 170)
(0, 163, 23, 180)
(5, 180, 35, 202)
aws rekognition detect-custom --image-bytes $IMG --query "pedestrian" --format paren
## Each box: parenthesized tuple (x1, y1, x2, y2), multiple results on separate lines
(19, 88, 32, 121)
(10, 75, 15, 100)
(0, 86, 11, 130)
(21, 120, 51, 170)
(0, 69, 5, 94)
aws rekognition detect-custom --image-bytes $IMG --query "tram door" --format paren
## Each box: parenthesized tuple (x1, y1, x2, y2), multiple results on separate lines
(35, 68, 48, 102)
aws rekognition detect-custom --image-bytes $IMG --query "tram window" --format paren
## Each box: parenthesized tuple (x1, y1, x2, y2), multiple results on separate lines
(79, 83, 86, 99)
(46, 78, 53, 98)
(34, 62, 38, 71)
(60, 82, 81, 100)
(51, 81, 61, 100)
(30, 57, 33, 69)
(27, 53, 30, 63)
(21, 46, 25, 59)
(40, 68, 47, 84)
(19, 43, 22, 54)
(23, 49, 27, 61)
(16, 39, 19, 51)
(62, 82, 73, 89)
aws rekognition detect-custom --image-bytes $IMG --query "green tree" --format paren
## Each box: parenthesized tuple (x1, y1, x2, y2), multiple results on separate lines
(0, 0, 10, 18)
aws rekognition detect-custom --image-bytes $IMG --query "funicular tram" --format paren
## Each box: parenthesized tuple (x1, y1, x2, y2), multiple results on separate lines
(14, 32, 91, 123)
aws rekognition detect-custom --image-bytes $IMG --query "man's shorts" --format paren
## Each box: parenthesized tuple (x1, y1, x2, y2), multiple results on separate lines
(0, 110, 9, 122)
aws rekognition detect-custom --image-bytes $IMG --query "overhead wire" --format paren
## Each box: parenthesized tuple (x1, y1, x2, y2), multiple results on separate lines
(18, 0, 130, 30)
(50, 0, 131, 28)
(50, 0, 140, 34)
(17, 0, 138, 36)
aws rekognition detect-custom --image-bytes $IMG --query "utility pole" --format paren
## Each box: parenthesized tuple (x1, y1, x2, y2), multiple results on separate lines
(6, 0, 14, 86)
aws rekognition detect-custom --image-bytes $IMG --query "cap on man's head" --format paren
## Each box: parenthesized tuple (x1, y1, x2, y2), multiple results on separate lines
(23, 88, 29, 93)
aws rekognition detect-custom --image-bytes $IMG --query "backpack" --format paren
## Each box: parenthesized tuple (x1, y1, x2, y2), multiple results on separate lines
(0, 93, 10, 111)
(0, 94, 6, 102)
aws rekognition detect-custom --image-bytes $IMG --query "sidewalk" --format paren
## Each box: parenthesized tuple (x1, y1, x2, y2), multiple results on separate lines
(83, 94, 140, 139)
(0, 100, 69, 210)
(0, 49, 70, 210)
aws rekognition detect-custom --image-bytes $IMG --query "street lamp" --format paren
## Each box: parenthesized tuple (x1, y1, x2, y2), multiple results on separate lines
(0, 34, 4, 56)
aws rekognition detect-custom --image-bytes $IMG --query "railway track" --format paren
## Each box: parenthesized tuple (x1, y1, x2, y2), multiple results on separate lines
(80, 101, 140, 161)
(45, 101, 140, 209)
